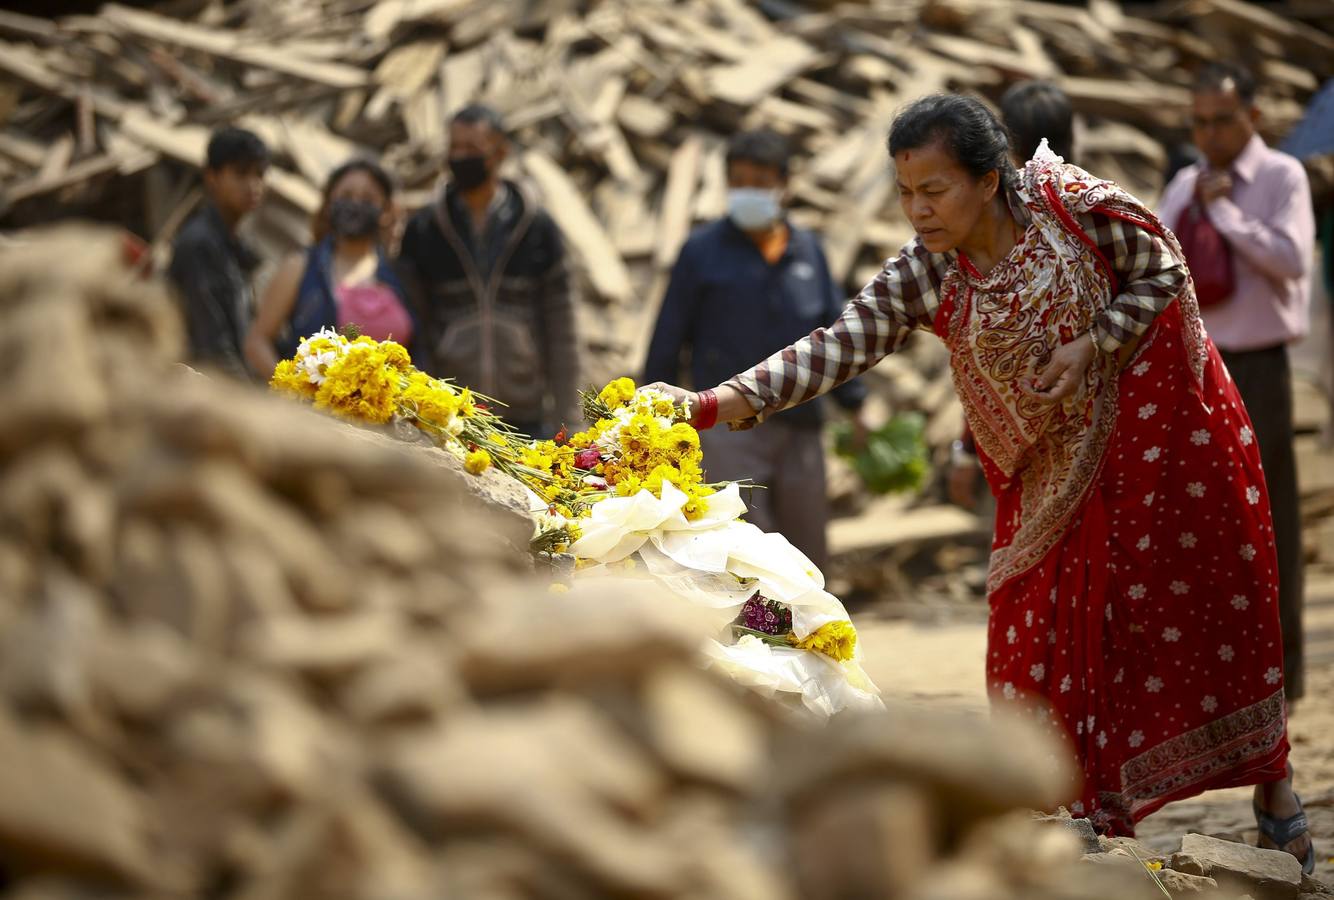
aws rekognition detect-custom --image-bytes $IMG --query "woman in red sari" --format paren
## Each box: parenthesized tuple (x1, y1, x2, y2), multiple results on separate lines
(650, 94, 1314, 869)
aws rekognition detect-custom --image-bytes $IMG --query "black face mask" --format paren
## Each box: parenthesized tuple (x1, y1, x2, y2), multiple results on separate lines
(449, 155, 491, 191)
(328, 198, 382, 239)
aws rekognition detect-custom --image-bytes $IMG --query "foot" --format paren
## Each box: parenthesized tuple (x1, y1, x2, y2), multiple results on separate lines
(1253, 772, 1314, 869)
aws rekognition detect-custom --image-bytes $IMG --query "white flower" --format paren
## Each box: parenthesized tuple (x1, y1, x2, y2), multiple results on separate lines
(1265, 667, 1281, 685)
(1132, 362, 1150, 377)
(1145, 676, 1164, 693)
(1048, 629, 1057, 645)
(1138, 403, 1158, 419)
(1231, 595, 1249, 610)
(1128, 584, 1147, 600)
(1143, 446, 1162, 462)
(1190, 429, 1211, 446)
(1025, 610, 1034, 627)
(1143, 491, 1156, 507)
(1030, 663, 1046, 681)
(1246, 486, 1260, 505)
(1218, 645, 1235, 662)
(1201, 695, 1218, 713)
(1187, 482, 1206, 498)
(1114, 668, 1125, 683)
(1170, 580, 1189, 595)
(1179, 532, 1197, 548)
(1071, 801, 1085, 815)
(1007, 625, 1017, 644)
(1105, 604, 1113, 621)
(1002, 682, 1016, 700)
(1240, 544, 1257, 561)
(1137, 535, 1151, 551)
(1128, 730, 1145, 748)
(1240, 426, 1253, 446)
(1086, 715, 1096, 731)
(1162, 627, 1181, 642)
(1097, 730, 1108, 749)
(1060, 674, 1072, 693)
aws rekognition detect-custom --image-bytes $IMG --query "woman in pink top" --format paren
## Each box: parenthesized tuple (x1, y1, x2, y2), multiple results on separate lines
(246, 159, 416, 375)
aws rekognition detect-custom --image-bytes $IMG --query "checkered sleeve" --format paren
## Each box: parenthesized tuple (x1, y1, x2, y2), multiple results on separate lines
(725, 240, 946, 420)
(1082, 211, 1188, 353)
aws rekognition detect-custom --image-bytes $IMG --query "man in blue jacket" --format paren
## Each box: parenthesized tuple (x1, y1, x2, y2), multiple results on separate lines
(643, 129, 868, 570)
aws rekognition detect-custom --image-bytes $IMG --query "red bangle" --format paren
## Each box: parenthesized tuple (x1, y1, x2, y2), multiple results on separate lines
(694, 389, 719, 431)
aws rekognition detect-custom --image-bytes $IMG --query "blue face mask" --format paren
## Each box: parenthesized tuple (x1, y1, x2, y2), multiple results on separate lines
(727, 188, 782, 230)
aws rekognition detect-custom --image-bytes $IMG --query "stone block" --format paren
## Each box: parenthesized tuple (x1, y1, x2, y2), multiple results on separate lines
(0, 710, 151, 885)
(1176, 833, 1303, 900)
(1037, 813, 1100, 854)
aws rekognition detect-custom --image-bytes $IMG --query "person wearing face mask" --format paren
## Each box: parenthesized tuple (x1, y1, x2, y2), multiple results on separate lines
(245, 158, 413, 376)
(642, 128, 870, 572)
(395, 104, 580, 439)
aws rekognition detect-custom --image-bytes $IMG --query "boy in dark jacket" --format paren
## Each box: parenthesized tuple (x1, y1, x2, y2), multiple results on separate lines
(169, 126, 269, 379)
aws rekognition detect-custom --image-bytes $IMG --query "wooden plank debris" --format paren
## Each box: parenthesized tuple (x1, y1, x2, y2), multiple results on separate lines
(0, 0, 1329, 457)
(522, 149, 632, 306)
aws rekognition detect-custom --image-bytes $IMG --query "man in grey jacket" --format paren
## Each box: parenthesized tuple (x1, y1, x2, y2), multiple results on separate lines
(397, 105, 581, 438)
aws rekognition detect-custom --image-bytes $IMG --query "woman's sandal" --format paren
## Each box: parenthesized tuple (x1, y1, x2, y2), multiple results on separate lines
(1253, 796, 1317, 875)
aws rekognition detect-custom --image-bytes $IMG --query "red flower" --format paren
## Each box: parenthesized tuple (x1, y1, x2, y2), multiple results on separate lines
(575, 449, 601, 470)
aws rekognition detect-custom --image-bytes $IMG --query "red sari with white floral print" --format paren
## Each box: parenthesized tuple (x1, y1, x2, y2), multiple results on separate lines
(941, 155, 1289, 834)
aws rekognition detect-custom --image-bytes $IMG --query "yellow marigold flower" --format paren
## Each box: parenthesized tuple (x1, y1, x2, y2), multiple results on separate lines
(458, 388, 477, 417)
(789, 621, 858, 662)
(270, 358, 314, 397)
(615, 474, 644, 497)
(666, 422, 700, 456)
(1145, 861, 1163, 872)
(548, 582, 570, 594)
(464, 449, 492, 475)
(313, 343, 401, 424)
(598, 376, 637, 409)
(379, 340, 411, 370)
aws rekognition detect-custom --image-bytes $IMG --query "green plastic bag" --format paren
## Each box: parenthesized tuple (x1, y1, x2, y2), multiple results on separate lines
(832, 412, 928, 495)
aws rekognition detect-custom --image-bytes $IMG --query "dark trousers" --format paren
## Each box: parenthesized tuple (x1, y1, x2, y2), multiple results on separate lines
(699, 421, 830, 573)
(1220, 345, 1305, 701)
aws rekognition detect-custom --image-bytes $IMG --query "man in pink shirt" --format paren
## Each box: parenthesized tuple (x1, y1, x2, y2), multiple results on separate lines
(1159, 63, 1315, 706)
(1158, 61, 1316, 870)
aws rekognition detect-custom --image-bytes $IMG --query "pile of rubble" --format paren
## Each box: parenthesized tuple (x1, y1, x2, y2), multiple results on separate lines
(16, 224, 1331, 899)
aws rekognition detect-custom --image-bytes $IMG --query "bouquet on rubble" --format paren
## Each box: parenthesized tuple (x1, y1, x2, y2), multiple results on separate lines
(269, 331, 880, 714)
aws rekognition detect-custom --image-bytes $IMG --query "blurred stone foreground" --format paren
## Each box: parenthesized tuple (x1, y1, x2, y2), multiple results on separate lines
(0, 226, 1316, 900)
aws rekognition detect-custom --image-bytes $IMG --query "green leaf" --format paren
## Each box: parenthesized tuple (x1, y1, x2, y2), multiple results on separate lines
(832, 412, 928, 495)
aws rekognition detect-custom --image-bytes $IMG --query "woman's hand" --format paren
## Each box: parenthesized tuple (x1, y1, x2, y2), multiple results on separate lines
(1024, 336, 1097, 402)
(643, 382, 754, 428)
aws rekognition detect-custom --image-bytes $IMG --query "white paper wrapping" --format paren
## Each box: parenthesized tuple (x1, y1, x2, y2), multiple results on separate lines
(560, 483, 882, 716)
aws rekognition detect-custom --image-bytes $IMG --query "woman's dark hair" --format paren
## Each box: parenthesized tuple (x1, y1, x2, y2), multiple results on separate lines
(887, 94, 1015, 190)
(726, 128, 792, 178)
(1000, 81, 1074, 164)
(312, 158, 396, 244)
